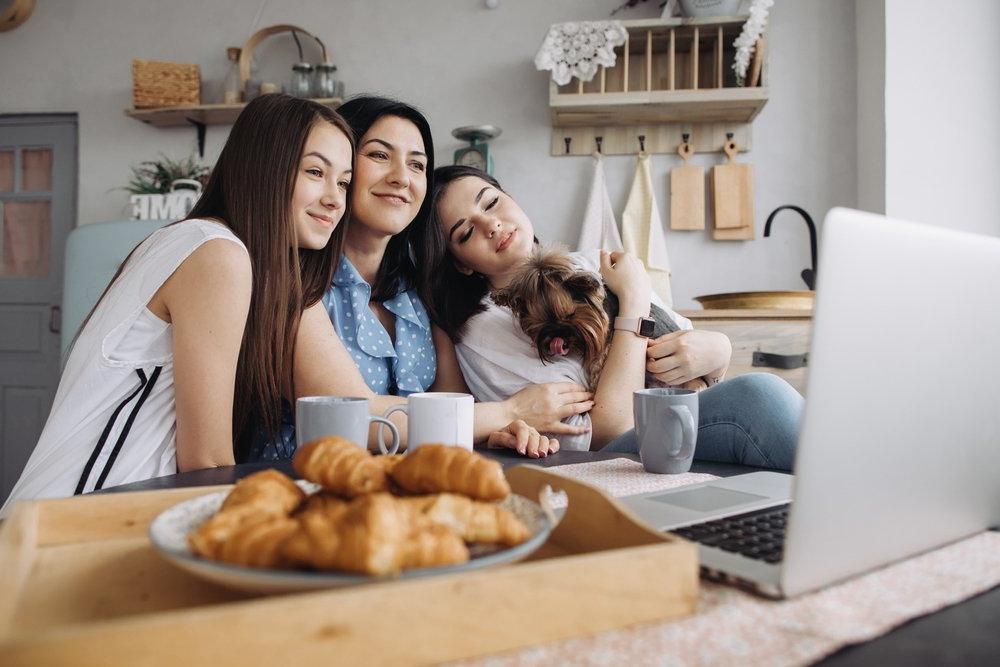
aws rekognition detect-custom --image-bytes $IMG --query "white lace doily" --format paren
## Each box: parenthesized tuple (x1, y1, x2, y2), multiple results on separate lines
(535, 21, 628, 86)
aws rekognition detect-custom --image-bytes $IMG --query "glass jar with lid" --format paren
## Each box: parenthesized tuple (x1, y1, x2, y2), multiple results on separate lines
(313, 61, 341, 100)
(290, 62, 314, 98)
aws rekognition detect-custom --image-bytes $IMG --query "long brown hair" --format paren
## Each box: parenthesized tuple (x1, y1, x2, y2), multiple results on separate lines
(185, 94, 354, 461)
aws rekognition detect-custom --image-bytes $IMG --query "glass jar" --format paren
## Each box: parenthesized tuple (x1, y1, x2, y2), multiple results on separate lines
(313, 61, 340, 100)
(290, 62, 314, 98)
(222, 47, 243, 104)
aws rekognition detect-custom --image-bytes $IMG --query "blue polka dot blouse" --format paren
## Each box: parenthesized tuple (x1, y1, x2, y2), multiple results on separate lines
(324, 255, 437, 395)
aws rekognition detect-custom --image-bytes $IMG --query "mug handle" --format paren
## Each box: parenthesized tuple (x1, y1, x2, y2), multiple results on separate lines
(377, 405, 406, 455)
(669, 405, 696, 457)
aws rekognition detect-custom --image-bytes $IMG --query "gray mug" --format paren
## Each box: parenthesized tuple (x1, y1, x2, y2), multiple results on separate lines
(634, 388, 698, 474)
(295, 396, 400, 454)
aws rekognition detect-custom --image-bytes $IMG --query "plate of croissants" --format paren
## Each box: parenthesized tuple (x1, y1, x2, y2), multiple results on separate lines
(149, 438, 559, 594)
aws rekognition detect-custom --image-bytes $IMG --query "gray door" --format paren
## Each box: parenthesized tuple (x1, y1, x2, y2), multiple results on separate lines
(0, 115, 77, 502)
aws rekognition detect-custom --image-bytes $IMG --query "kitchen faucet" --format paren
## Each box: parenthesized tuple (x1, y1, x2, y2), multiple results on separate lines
(764, 205, 818, 290)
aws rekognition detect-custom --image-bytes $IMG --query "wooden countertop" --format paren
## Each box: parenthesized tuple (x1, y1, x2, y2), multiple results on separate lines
(678, 309, 813, 320)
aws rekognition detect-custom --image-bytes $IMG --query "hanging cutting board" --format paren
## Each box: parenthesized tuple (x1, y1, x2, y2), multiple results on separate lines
(669, 140, 705, 231)
(711, 138, 754, 240)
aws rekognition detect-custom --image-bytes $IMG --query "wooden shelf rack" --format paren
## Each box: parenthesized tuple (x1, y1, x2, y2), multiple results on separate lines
(549, 16, 767, 156)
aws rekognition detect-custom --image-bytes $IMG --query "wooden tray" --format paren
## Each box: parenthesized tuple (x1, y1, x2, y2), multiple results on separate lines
(0, 465, 698, 665)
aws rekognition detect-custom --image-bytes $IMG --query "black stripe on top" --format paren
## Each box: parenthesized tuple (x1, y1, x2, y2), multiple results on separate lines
(74, 369, 148, 495)
(93, 366, 163, 491)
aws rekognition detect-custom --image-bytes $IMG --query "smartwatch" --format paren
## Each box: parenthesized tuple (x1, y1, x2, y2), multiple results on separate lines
(613, 316, 656, 338)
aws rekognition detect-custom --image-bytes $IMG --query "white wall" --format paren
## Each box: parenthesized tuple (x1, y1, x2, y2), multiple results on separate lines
(0, 0, 857, 308)
(855, 0, 885, 215)
(884, 0, 1000, 236)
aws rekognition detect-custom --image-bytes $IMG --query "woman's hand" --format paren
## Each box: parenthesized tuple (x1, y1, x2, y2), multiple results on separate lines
(487, 420, 560, 458)
(505, 382, 593, 435)
(646, 330, 732, 386)
(600, 251, 651, 316)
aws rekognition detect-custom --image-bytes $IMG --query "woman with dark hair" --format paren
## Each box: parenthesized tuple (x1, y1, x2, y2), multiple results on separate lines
(413, 165, 803, 470)
(1, 94, 355, 512)
(281, 96, 594, 459)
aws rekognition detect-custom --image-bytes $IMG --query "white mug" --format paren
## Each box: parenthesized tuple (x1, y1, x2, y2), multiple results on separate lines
(380, 392, 474, 452)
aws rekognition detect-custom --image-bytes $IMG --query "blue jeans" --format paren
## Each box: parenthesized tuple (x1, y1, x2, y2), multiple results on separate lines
(602, 373, 803, 471)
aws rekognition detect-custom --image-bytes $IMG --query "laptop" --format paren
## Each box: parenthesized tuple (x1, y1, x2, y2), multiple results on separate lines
(619, 208, 1000, 598)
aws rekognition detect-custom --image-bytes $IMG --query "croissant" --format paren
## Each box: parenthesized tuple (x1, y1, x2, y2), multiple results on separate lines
(293, 436, 390, 498)
(283, 493, 470, 575)
(220, 469, 305, 515)
(189, 470, 304, 559)
(188, 506, 274, 559)
(390, 445, 510, 501)
(295, 491, 350, 520)
(215, 516, 299, 568)
(403, 493, 530, 547)
(401, 523, 470, 570)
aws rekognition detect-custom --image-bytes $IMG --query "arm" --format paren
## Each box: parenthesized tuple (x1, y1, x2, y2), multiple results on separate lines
(588, 251, 653, 449)
(293, 301, 408, 450)
(431, 324, 591, 448)
(161, 239, 250, 472)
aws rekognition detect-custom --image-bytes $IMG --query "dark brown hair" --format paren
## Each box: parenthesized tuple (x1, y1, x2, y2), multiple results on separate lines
(413, 165, 502, 342)
(335, 96, 435, 301)
(185, 94, 354, 461)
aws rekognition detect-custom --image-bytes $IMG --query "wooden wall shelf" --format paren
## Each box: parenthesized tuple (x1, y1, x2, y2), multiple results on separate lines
(124, 98, 343, 156)
(125, 98, 342, 127)
(548, 16, 767, 157)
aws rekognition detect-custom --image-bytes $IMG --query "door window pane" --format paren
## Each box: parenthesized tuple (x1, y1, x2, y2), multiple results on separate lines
(0, 151, 12, 192)
(1, 200, 50, 277)
(22, 148, 53, 192)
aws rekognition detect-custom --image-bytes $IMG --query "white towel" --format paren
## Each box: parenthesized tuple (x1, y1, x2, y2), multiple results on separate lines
(622, 153, 674, 307)
(576, 152, 624, 253)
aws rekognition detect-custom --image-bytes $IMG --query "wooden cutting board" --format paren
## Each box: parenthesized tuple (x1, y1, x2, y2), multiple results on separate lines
(670, 140, 705, 230)
(711, 138, 754, 240)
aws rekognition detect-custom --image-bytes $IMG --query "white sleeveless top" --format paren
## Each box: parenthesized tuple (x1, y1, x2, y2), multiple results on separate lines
(1, 219, 248, 515)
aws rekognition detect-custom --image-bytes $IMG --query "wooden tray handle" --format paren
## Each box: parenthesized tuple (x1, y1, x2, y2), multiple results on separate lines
(239, 24, 328, 86)
(505, 464, 677, 555)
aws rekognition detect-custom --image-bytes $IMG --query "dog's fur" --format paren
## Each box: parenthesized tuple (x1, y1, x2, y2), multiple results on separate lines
(492, 247, 683, 388)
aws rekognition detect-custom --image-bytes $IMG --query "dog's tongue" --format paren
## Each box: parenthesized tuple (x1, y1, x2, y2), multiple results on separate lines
(548, 337, 569, 356)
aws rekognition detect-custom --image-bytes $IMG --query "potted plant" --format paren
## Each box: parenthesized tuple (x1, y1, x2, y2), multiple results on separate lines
(123, 154, 210, 220)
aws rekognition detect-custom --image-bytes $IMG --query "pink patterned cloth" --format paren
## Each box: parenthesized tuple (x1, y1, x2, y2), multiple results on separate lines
(455, 459, 1000, 667)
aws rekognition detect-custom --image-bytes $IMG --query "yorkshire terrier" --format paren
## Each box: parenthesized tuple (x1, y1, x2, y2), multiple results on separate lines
(491, 247, 696, 389)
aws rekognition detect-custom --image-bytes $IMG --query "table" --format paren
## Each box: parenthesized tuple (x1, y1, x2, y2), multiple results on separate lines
(107, 450, 1000, 666)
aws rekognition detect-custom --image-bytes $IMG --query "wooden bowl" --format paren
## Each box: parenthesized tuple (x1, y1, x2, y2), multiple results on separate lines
(693, 291, 815, 310)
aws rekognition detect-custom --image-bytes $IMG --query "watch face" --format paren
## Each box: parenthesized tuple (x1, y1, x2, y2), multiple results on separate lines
(638, 318, 656, 338)
(455, 148, 486, 170)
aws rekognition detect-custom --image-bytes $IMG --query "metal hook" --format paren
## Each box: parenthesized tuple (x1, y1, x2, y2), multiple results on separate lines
(682, 132, 690, 144)
(595, 136, 603, 153)
(564, 137, 571, 154)
(638, 135, 646, 152)
(726, 132, 734, 140)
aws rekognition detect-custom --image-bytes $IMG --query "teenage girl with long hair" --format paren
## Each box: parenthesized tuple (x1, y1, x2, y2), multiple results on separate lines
(2, 94, 355, 513)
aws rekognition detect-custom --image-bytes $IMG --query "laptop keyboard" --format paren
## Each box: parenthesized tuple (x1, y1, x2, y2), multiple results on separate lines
(671, 504, 790, 564)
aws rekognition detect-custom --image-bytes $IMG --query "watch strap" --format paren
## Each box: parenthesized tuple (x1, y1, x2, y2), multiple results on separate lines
(613, 316, 655, 338)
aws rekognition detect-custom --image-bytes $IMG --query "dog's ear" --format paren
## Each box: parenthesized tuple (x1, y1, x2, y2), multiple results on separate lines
(562, 272, 602, 297)
(491, 288, 522, 312)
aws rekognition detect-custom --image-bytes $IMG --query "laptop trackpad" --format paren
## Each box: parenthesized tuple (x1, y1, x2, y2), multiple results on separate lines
(648, 486, 769, 512)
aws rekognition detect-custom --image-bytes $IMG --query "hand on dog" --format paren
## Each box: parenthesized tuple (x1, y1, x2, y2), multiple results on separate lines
(646, 330, 732, 386)
(506, 382, 594, 435)
(600, 251, 651, 316)
(487, 420, 560, 458)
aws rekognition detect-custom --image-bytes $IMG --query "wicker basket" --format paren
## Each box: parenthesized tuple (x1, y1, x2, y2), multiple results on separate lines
(131, 59, 201, 109)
